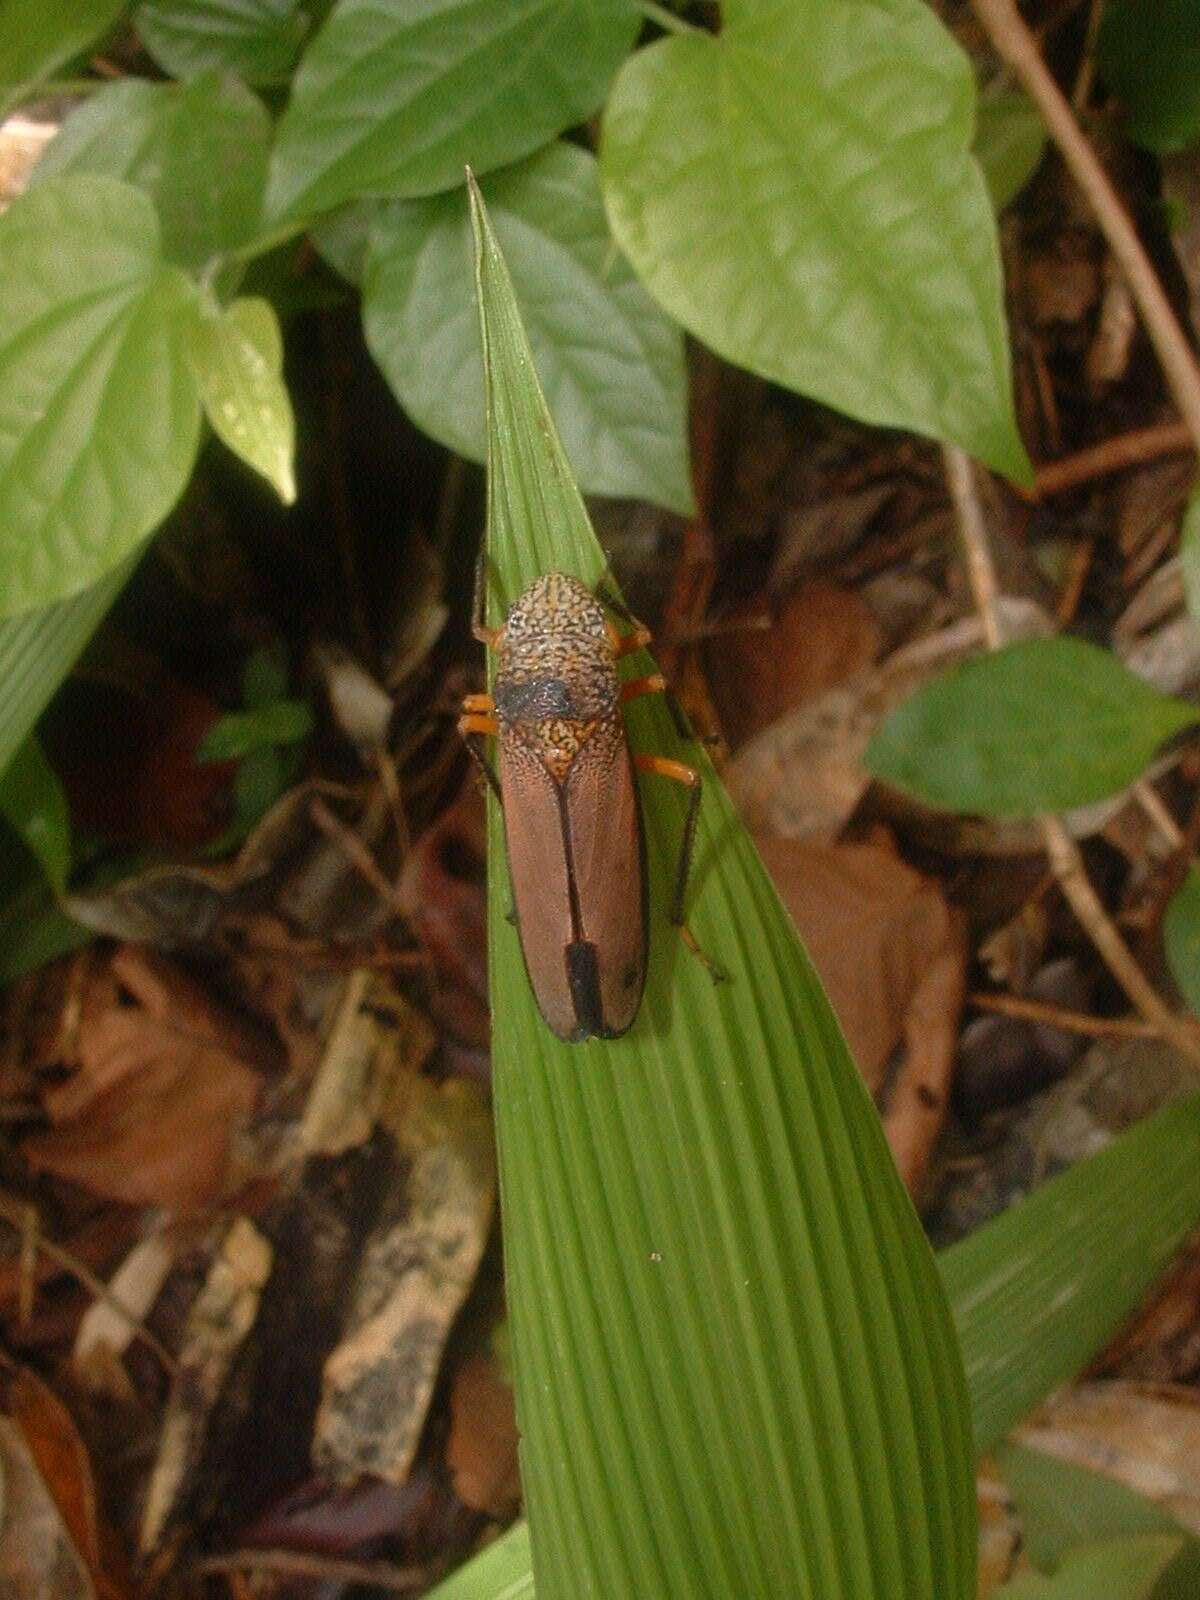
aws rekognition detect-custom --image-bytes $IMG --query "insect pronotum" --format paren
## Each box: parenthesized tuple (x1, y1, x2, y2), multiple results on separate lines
(458, 564, 719, 1042)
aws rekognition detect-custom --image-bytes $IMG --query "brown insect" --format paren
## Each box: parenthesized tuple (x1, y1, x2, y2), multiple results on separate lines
(458, 566, 716, 1042)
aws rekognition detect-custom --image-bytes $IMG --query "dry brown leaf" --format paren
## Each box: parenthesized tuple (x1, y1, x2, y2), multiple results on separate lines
(8, 1370, 132, 1600)
(446, 1353, 521, 1517)
(22, 950, 263, 1211)
(0, 1417, 94, 1600)
(704, 580, 882, 749)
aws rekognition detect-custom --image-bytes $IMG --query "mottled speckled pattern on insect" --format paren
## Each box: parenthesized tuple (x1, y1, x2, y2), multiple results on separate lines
(458, 563, 721, 1043)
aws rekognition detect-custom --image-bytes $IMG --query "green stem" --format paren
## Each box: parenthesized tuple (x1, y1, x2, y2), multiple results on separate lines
(637, 1, 705, 37)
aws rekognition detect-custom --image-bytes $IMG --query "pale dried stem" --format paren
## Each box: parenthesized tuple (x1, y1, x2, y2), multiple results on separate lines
(971, 0, 1200, 453)
(942, 444, 1200, 1063)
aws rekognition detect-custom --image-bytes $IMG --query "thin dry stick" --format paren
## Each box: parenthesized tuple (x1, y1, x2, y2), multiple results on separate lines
(193, 1548, 424, 1592)
(972, 0, 1200, 451)
(968, 991, 1168, 1040)
(1020, 420, 1193, 502)
(942, 443, 1200, 1063)
(0, 1195, 177, 1372)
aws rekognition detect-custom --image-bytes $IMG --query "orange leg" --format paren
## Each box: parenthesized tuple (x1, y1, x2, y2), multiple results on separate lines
(620, 673, 666, 704)
(633, 753, 724, 982)
(458, 712, 501, 801)
(614, 624, 652, 658)
(462, 692, 495, 714)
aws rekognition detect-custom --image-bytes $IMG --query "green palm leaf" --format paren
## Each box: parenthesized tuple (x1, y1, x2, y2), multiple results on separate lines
(466, 171, 975, 1600)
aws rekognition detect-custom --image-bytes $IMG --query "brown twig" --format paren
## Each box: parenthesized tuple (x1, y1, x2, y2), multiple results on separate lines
(943, 443, 1200, 1063)
(1018, 422, 1193, 502)
(309, 793, 405, 916)
(972, 0, 1200, 451)
(0, 1195, 177, 1373)
(968, 990, 1177, 1040)
(1055, 535, 1095, 625)
(193, 1548, 424, 1592)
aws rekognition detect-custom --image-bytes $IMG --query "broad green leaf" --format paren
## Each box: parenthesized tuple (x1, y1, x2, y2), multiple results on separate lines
(0, 735, 71, 891)
(33, 73, 271, 271)
(469, 174, 975, 1600)
(975, 91, 1047, 211)
(0, 177, 201, 617)
(996, 1445, 1186, 1574)
(600, 0, 1031, 480)
(1180, 487, 1200, 626)
(1098, 0, 1200, 154)
(941, 1096, 1200, 1454)
(0, 553, 138, 779)
(265, 0, 640, 224)
(996, 1537, 1184, 1600)
(431, 1094, 1200, 1598)
(364, 144, 692, 512)
(0, 0, 126, 120)
(864, 638, 1200, 817)
(310, 199, 374, 286)
(186, 296, 296, 502)
(134, 0, 311, 84)
(196, 695, 311, 761)
(1165, 864, 1200, 1016)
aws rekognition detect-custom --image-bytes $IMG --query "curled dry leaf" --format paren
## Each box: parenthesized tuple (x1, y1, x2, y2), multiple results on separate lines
(312, 1072, 496, 1485)
(21, 949, 263, 1211)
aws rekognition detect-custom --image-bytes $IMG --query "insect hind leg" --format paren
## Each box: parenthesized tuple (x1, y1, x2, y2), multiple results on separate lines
(633, 753, 725, 984)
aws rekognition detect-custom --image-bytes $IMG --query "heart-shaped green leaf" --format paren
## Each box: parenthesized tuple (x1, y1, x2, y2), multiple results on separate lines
(364, 144, 691, 512)
(601, 0, 1030, 479)
(0, 176, 201, 618)
(266, 0, 640, 224)
(865, 638, 1200, 817)
(187, 296, 296, 502)
(134, 0, 312, 85)
(0, 0, 126, 120)
(33, 73, 271, 271)
(469, 171, 975, 1600)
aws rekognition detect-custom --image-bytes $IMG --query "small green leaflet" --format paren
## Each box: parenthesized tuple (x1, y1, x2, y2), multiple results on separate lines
(865, 638, 1200, 817)
(601, 0, 1031, 480)
(0, 176, 201, 618)
(363, 144, 692, 513)
(266, 0, 640, 224)
(187, 297, 296, 503)
(994, 1536, 1185, 1600)
(32, 73, 272, 272)
(196, 696, 312, 762)
(1165, 864, 1200, 1016)
(0, 0, 126, 120)
(135, 0, 312, 86)
(0, 734, 71, 892)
